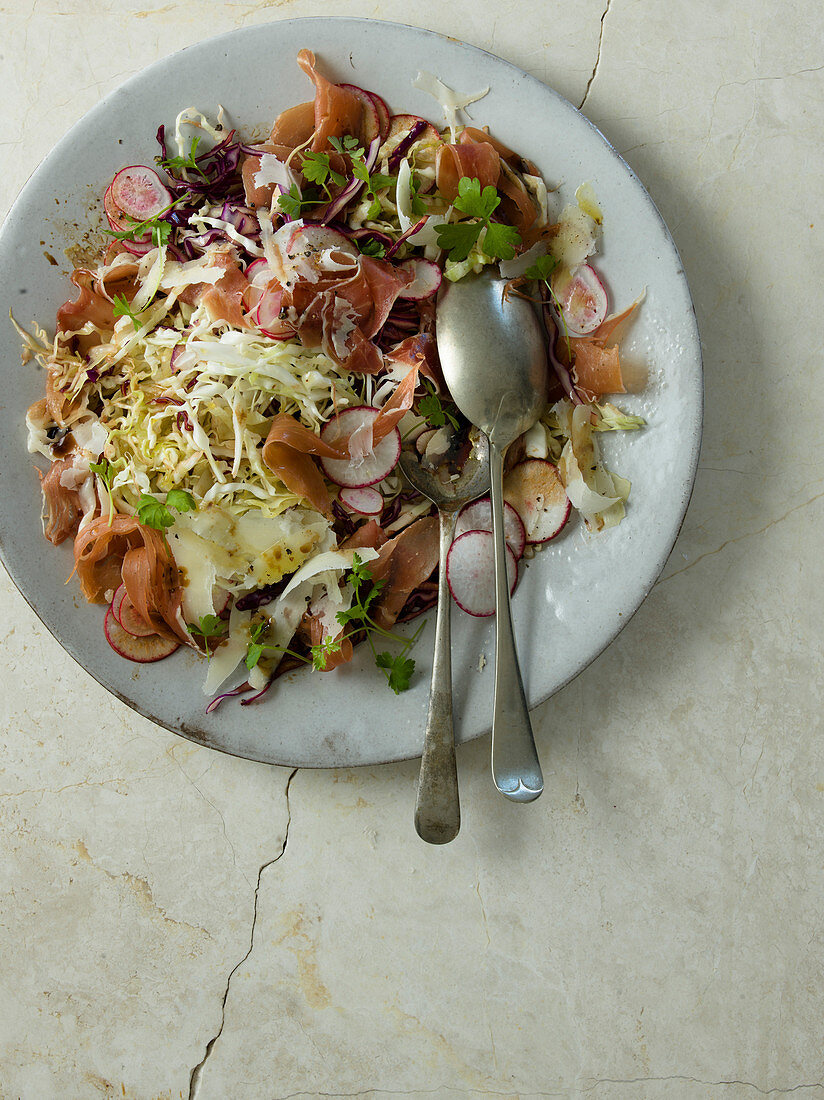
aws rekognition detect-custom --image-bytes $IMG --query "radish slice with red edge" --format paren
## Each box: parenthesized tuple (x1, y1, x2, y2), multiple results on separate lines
(117, 594, 159, 638)
(104, 607, 179, 662)
(319, 406, 401, 488)
(396, 258, 441, 300)
(503, 458, 571, 544)
(111, 583, 128, 626)
(252, 284, 292, 338)
(338, 486, 384, 516)
(367, 91, 391, 141)
(551, 263, 608, 336)
(287, 222, 359, 256)
(336, 84, 382, 145)
(454, 498, 527, 559)
(446, 530, 517, 617)
(110, 165, 172, 222)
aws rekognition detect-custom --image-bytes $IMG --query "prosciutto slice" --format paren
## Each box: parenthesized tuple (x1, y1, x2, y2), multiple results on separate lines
(435, 139, 500, 203)
(296, 49, 365, 151)
(73, 515, 188, 642)
(41, 458, 84, 545)
(261, 413, 346, 516)
(56, 264, 140, 355)
(281, 250, 414, 374)
(368, 516, 439, 630)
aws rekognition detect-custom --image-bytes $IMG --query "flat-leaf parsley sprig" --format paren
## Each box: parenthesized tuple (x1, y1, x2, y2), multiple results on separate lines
(188, 614, 227, 656)
(137, 489, 196, 531)
(334, 553, 425, 694)
(241, 554, 425, 695)
(435, 176, 522, 262)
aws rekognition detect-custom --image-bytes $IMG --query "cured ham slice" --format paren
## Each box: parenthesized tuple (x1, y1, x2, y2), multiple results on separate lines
(41, 458, 83, 544)
(296, 49, 365, 150)
(73, 515, 188, 642)
(261, 413, 347, 516)
(368, 515, 439, 630)
(56, 264, 140, 355)
(435, 139, 500, 203)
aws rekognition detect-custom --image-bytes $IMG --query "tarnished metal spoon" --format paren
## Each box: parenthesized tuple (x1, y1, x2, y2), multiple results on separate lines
(436, 271, 548, 803)
(399, 433, 490, 844)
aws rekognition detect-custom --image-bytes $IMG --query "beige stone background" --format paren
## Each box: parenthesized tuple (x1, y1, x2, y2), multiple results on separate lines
(1, 1, 823, 1098)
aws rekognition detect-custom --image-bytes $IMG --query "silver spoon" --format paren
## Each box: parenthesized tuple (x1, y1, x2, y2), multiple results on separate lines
(400, 432, 490, 844)
(436, 272, 548, 803)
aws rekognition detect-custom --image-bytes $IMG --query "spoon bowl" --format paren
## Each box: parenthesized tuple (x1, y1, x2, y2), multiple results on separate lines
(436, 271, 548, 803)
(399, 432, 490, 845)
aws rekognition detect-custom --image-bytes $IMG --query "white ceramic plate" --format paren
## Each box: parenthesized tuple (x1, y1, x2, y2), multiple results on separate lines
(0, 18, 701, 767)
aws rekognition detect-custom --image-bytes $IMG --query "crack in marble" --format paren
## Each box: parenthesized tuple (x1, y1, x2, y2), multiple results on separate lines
(187, 767, 298, 1100)
(583, 1077, 824, 1094)
(578, 0, 613, 111)
(657, 487, 824, 586)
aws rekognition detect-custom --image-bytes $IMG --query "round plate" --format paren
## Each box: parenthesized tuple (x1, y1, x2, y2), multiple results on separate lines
(0, 18, 702, 767)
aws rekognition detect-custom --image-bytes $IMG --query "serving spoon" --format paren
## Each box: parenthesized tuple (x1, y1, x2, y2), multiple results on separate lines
(399, 433, 490, 844)
(435, 271, 548, 803)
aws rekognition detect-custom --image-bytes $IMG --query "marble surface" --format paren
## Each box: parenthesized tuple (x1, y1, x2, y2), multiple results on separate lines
(1, 2, 823, 1098)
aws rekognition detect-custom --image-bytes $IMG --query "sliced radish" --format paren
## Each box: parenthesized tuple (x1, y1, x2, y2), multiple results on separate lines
(338, 485, 384, 515)
(110, 165, 172, 221)
(551, 263, 608, 336)
(319, 406, 401, 488)
(396, 258, 441, 300)
(446, 530, 517, 617)
(245, 258, 271, 285)
(252, 283, 292, 338)
(415, 427, 438, 455)
(104, 607, 179, 662)
(337, 84, 382, 144)
(454, 498, 527, 559)
(367, 91, 391, 141)
(111, 583, 128, 626)
(119, 236, 157, 257)
(117, 594, 158, 638)
(103, 184, 135, 233)
(386, 114, 440, 147)
(286, 222, 358, 257)
(503, 458, 571, 544)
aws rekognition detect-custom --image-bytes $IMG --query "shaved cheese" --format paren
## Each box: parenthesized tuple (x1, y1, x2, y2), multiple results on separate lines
(552, 204, 598, 270)
(412, 71, 489, 140)
(203, 603, 251, 695)
(253, 153, 301, 194)
(280, 547, 379, 600)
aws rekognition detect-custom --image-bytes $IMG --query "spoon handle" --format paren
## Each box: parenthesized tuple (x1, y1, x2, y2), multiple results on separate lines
(489, 442, 544, 803)
(414, 508, 461, 843)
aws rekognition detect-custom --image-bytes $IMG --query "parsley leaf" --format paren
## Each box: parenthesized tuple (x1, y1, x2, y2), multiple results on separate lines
(188, 613, 226, 656)
(165, 488, 196, 513)
(137, 494, 175, 530)
(357, 237, 387, 258)
(453, 176, 500, 220)
(158, 136, 208, 180)
(89, 459, 115, 491)
(435, 176, 522, 263)
(482, 221, 521, 261)
(434, 220, 483, 263)
(375, 652, 415, 694)
(112, 293, 142, 330)
(418, 384, 459, 430)
(329, 134, 362, 156)
(311, 635, 343, 671)
(245, 642, 265, 670)
(524, 254, 558, 282)
(276, 182, 313, 219)
(301, 150, 345, 191)
(136, 490, 197, 531)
